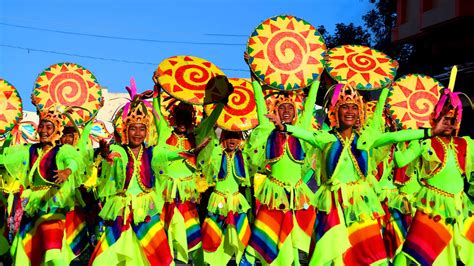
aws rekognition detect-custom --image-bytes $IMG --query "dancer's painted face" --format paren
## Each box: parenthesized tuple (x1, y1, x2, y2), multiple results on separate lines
(38, 120, 55, 144)
(174, 111, 192, 134)
(436, 115, 456, 136)
(223, 137, 240, 152)
(277, 103, 295, 124)
(338, 103, 359, 128)
(128, 123, 147, 147)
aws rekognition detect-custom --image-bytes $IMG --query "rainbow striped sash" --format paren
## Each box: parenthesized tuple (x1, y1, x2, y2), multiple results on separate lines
(310, 197, 341, 257)
(89, 217, 125, 265)
(66, 209, 89, 256)
(18, 213, 65, 266)
(403, 211, 452, 265)
(163, 201, 202, 251)
(343, 218, 387, 265)
(379, 203, 408, 260)
(132, 214, 172, 266)
(463, 215, 474, 243)
(248, 206, 314, 264)
(202, 212, 251, 252)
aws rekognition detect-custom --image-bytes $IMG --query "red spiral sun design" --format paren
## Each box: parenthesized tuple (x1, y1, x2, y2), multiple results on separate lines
(388, 74, 444, 129)
(247, 15, 326, 91)
(32, 62, 102, 125)
(156, 56, 230, 105)
(204, 78, 258, 131)
(325, 45, 398, 90)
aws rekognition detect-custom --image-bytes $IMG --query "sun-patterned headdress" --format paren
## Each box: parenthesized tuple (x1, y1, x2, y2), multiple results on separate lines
(327, 83, 365, 128)
(38, 105, 66, 144)
(267, 92, 298, 125)
(115, 78, 157, 145)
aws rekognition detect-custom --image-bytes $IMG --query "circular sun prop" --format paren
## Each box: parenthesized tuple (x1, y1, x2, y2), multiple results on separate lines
(247, 15, 326, 91)
(32, 62, 103, 125)
(156, 55, 231, 105)
(0, 79, 23, 135)
(388, 74, 443, 129)
(325, 45, 398, 90)
(204, 78, 258, 131)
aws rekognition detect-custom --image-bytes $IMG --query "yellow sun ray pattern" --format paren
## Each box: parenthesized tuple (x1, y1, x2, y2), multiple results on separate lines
(325, 44, 398, 90)
(204, 78, 258, 131)
(156, 55, 230, 105)
(0, 79, 23, 135)
(388, 74, 443, 129)
(32, 62, 103, 125)
(247, 15, 326, 91)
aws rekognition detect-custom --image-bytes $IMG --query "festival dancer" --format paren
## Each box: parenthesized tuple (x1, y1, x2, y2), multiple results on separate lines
(0, 135, 24, 260)
(199, 129, 251, 265)
(60, 120, 104, 264)
(88, 81, 180, 266)
(396, 89, 474, 265)
(268, 84, 447, 265)
(370, 106, 417, 264)
(242, 78, 326, 266)
(0, 106, 83, 265)
(151, 77, 227, 264)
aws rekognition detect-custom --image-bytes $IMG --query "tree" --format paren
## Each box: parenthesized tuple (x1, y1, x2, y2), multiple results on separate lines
(318, 23, 372, 49)
(363, 0, 415, 74)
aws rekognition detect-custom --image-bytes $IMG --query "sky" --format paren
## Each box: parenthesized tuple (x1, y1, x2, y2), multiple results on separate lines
(0, 0, 374, 112)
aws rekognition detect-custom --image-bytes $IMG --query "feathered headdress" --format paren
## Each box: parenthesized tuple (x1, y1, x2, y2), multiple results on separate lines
(430, 66, 467, 136)
(38, 105, 67, 144)
(115, 78, 158, 145)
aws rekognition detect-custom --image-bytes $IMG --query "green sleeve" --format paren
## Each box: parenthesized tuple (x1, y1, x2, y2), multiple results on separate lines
(57, 144, 82, 173)
(2, 145, 31, 187)
(240, 154, 251, 187)
(78, 122, 94, 178)
(197, 129, 220, 185)
(153, 94, 172, 146)
(195, 103, 224, 144)
(298, 80, 320, 130)
(98, 145, 127, 199)
(63, 158, 78, 173)
(367, 129, 425, 150)
(393, 140, 423, 167)
(152, 144, 187, 162)
(357, 88, 389, 148)
(78, 121, 93, 151)
(167, 149, 188, 161)
(252, 81, 271, 125)
(463, 137, 474, 197)
(286, 124, 336, 150)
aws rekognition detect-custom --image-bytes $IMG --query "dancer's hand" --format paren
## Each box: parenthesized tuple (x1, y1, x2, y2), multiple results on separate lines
(431, 116, 455, 137)
(194, 137, 211, 154)
(99, 139, 110, 158)
(54, 168, 72, 184)
(265, 113, 285, 131)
